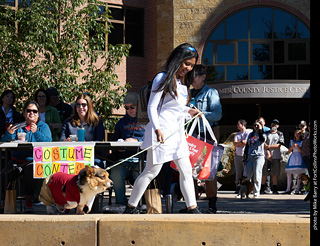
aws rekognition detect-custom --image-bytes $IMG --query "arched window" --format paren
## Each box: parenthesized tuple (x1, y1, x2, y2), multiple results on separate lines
(202, 7, 310, 82)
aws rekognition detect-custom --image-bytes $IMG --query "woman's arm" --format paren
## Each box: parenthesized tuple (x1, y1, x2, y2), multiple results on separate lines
(34, 122, 52, 142)
(147, 72, 166, 131)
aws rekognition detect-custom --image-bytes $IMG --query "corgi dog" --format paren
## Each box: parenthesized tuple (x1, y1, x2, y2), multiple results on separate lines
(39, 165, 113, 215)
(239, 176, 254, 199)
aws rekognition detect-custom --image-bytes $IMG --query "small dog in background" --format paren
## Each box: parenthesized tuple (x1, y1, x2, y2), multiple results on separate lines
(300, 173, 310, 191)
(239, 176, 254, 199)
(300, 173, 309, 186)
(39, 165, 113, 215)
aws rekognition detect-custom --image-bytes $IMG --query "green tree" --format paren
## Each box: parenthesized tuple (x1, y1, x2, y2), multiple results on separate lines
(0, 0, 131, 131)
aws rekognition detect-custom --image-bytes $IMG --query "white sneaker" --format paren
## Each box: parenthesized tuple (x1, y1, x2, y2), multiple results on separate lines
(253, 193, 260, 198)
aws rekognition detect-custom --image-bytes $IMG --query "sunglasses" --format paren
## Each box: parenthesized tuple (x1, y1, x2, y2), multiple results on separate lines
(26, 109, 38, 114)
(124, 105, 136, 110)
(76, 103, 87, 108)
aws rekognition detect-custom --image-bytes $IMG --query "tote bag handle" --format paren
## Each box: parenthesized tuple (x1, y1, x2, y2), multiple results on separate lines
(187, 114, 217, 146)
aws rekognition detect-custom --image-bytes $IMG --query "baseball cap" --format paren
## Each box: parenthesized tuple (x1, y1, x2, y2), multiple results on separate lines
(46, 87, 59, 97)
(272, 119, 279, 125)
(124, 92, 139, 105)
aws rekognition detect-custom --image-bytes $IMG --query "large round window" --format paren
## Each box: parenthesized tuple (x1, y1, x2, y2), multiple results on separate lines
(202, 7, 310, 82)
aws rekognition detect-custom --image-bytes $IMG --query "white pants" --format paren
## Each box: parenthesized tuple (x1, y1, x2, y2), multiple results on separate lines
(128, 149, 197, 208)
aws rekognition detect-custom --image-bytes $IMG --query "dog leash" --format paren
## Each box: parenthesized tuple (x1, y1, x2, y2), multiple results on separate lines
(105, 112, 202, 171)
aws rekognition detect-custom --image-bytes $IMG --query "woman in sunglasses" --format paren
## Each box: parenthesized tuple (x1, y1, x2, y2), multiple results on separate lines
(60, 93, 105, 142)
(243, 120, 267, 198)
(1, 100, 52, 212)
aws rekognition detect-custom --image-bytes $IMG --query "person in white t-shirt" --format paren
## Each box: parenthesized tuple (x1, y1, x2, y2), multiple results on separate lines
(233, 119, 252, 197)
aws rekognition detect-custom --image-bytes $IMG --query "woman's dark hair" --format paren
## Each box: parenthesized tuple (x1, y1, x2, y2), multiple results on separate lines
(0, 90, 16, 107)
(156, 43, 198, 99)
(23, 100, 40, 123)
(34, 88, 50, 106)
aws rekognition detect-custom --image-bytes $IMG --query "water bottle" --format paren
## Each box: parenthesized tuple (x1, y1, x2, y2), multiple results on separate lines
(189, 97, 195, 108)
(165, 194, 173, 213)
(77, 124, 85, 142)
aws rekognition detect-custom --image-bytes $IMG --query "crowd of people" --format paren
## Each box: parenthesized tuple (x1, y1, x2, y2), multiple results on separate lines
(0, 43, 311, 214)
(234, 118, 310, 201)
(0, 88, 109, 212)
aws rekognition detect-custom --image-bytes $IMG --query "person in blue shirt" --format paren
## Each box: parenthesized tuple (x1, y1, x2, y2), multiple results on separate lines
(109, 92, 145, 206)
(190, 64, 222, 141)
(1, 101, 52, 212)
(189, 64, 222, 213)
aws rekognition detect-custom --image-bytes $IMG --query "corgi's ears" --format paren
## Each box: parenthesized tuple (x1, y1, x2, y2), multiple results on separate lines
(85, 165, 95, 178)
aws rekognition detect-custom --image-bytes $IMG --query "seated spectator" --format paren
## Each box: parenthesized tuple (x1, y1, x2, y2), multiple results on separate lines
(0, 90, 22, 137)
(60, 93, 104, 141)
(46, 87, 73, 123)
(59, 93, 105, 167)
(1, 101, 52, 213)
(109, 92, 145, 206)
(35, 89, 61, 141)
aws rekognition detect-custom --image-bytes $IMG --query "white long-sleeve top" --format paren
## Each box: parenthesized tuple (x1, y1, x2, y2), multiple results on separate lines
(141, 72, 190, 164)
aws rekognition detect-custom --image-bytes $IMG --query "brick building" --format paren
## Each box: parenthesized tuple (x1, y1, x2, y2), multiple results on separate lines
(2, 0, 310, 139)
(105, 0, 310, 140)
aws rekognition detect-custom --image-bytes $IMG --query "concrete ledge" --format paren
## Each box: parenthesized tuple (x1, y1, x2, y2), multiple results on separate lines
(0, 214, 310, 246)
(99, 214, 310, 246)
(0, 215, 99, 246)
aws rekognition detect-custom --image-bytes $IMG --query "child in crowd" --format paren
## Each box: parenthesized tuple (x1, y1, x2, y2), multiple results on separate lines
(284, 130, 308, 194)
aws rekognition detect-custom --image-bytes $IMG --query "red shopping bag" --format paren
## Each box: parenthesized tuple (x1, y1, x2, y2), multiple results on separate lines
(170, 134, 213, 180)
(170, 115, 220, 180)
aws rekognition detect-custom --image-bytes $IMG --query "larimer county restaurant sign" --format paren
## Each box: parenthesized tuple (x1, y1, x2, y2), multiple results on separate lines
(211, 81, 310, 99)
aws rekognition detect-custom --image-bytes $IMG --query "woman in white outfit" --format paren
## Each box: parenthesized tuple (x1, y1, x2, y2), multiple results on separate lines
(124, 43, 202, 214)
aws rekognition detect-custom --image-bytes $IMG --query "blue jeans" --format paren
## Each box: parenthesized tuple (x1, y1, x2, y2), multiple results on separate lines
(109, 158, 141, 205)
(246, 156, 265, 194)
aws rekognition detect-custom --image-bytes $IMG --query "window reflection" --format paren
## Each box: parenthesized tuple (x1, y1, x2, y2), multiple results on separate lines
(210, 23, 224, 40)
(252, 44, 270, 62)
(207, 66, 224, 81)
(217, 44, 234, 63)
(273, 9, 297, 38)
(250, 8, 272, 39)
(203, 42, 213, 65)
(226, 10, 248, 40)
(238, 42, 248, 64)
(288, 43, 306, 61)
(250, 65, 272, 80)
(202, 7, 310, 81)
(297, 21, 310, 38)
(227, 66, 248, 80)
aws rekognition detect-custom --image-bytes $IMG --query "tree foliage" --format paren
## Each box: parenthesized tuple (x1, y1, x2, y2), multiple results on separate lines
(0, 0, 131, 131)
